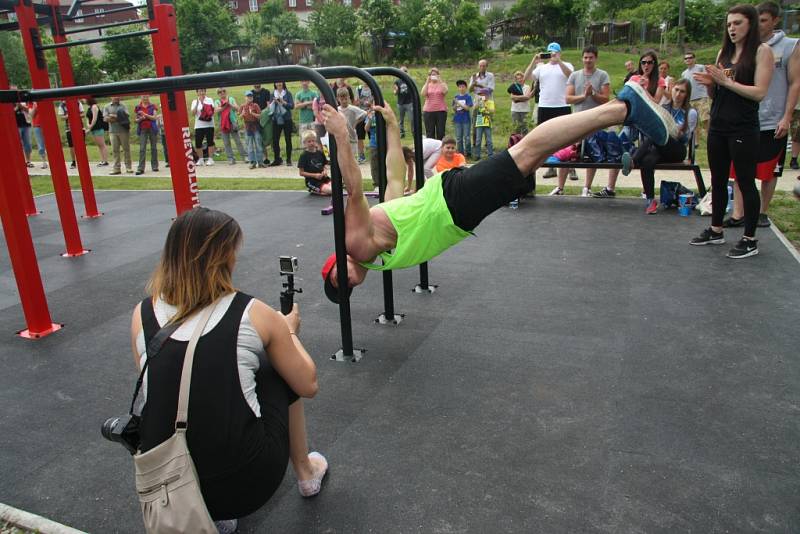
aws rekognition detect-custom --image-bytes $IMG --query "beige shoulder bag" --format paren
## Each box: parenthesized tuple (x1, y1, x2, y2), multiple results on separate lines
(134, 303, 218, 534)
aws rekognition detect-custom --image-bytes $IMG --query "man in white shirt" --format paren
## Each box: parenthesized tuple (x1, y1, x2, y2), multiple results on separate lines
(524, 42, 574, 181)
(190, 88, 217, 166)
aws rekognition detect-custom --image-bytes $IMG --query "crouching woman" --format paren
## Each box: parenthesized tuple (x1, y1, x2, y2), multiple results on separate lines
(130, 207, 327, 532)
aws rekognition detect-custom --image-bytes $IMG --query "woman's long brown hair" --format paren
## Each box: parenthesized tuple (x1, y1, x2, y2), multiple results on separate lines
(719, 4, 761, 85)
(147, 207, 242, 324)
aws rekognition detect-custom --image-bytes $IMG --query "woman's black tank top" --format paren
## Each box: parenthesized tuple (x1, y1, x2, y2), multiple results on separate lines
(709, 60, 759, 136)
(138, 292, 269, 482)
(87, 105, 107, 131)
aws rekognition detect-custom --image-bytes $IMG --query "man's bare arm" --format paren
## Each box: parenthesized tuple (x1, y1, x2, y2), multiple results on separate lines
(322, 104, 364, 197)
(372, 104, 405, 201)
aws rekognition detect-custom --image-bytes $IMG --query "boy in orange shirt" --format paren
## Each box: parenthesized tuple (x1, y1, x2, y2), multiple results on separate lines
(434, 136, 466, 173)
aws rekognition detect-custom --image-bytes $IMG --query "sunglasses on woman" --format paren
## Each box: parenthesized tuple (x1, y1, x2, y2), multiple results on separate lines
(641, 60, 655, 65)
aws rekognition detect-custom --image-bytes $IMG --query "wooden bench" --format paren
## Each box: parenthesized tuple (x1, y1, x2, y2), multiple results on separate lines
(540, 143, 707, 197)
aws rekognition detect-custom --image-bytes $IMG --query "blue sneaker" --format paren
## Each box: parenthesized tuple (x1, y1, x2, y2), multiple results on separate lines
(621, 151, 632, 176)
(617, 81, 678, 146)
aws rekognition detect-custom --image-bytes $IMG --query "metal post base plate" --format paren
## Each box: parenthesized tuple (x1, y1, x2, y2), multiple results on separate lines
(331, 348, 365, 363)
(375, 313, 404, 325)
(412, 284, 437, 294)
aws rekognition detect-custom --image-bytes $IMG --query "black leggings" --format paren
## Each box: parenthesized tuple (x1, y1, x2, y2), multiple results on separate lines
(633, 137, 687, 199)
(707, 132, 760, 237)
(423, 111, 447, 140)
(272, 120, 293, 162)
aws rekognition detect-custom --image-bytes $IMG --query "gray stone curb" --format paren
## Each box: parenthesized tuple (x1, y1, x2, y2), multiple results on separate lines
(0, 503, 87, 534)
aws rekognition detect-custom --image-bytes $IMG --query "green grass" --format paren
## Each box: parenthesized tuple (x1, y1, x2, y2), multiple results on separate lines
(31, 177, 800, 251)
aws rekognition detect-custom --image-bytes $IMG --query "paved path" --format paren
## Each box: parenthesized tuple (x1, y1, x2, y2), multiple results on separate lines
(26, 160, 800, 192)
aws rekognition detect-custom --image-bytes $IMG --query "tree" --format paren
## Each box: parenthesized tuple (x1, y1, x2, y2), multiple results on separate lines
(70, 47, 106, 86)
(356, 0, 397, 57)
(392, 0, 426, 60)
(101, 27, 153, 80)
(509, 0, 589, 42)
(241, 0, 305, 63)
(175, 0, 238, 72)
(0, 32, 32, 87)
(485, 5, 507, 25)
(418, 0, 486, 57)
(308, 1, 358, 48)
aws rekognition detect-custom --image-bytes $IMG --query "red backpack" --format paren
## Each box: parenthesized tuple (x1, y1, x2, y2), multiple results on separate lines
(198, 101, 214, 121)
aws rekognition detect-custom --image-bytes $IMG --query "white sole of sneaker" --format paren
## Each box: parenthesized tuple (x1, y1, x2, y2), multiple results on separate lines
(727, 248, 759, 259)
(690, 239, 725, 246)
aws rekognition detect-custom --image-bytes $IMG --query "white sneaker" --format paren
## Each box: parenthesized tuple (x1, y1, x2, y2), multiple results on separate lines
(548, 187, 563, 196)
(196, 158, 204, 166)
(205, 158, 214, 166)
(297, 451, 328, 497)
(581, 187, 591, 197)
(40, 162, 48, 169)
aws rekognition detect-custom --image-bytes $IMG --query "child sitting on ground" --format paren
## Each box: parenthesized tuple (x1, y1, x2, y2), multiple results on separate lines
(434, 135, 466, 173)
(298, 130, 331, 195)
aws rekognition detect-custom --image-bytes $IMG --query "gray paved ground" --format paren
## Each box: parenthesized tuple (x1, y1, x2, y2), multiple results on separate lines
(0, 191, 798, 533)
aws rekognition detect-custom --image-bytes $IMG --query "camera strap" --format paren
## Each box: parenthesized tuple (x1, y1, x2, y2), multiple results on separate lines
(128, 321, 182, 416)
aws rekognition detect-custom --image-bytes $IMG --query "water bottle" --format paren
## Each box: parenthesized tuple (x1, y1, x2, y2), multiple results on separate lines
(726, 185, 733, 213)
(509, 199, 519, 210)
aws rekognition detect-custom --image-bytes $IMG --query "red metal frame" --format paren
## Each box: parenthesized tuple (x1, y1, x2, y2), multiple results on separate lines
(0, 48, 39, 217)
(0, 95, 62, 338)
(15, 1, 88, 257)
(49, 0, 102, 219)
(150, 3, 198, 215)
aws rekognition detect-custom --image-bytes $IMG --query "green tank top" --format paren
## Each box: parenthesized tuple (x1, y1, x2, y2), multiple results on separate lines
(361, 174, 471, 271)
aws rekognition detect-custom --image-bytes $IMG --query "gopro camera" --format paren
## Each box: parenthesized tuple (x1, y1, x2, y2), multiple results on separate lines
(279, 256, 298, 276)
(540, 52, 552, 60)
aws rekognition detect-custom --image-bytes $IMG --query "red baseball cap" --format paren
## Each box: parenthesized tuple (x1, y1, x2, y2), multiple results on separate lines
(321, 253, 353, 304)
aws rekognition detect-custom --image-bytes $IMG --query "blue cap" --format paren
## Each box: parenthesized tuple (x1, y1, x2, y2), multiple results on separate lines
(547, 42, 561, 53)
(245, 90, 253, 96)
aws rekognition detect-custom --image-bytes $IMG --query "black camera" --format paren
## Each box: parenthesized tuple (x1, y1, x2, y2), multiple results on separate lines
(279, 255, 298, 276)
(101, 414, 140, 455)
(540, 52, 552, 60)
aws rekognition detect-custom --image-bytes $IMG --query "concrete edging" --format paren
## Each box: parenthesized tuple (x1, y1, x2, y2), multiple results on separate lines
(770, 223, 800, 265)
(0, 503, 87, 534)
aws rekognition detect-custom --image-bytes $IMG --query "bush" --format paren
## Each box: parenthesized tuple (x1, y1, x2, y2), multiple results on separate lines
(509, 41, 531, 55)
(316, 46, 362, 67)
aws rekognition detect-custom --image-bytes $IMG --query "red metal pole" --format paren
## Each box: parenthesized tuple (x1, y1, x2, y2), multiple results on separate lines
(0, 101, 62, 339)
(49, 0, 102, 219)
(15, 1, 88, 257)
(150, 3, 198, 215)
(0, 49, 39, 216)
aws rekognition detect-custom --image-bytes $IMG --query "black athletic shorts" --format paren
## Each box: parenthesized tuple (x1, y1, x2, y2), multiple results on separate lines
(441, 150, 533, 232)
(356, 120, 366, 140)
(537, 105, 571, 126)
(729, 129, 786, 181)
(194, 126, 216, 149)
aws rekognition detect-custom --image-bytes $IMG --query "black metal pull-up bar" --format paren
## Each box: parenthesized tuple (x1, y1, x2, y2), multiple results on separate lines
(62, 16, 147, 36)
(316, 66, 400, 333)
(37, 28, 157, 50)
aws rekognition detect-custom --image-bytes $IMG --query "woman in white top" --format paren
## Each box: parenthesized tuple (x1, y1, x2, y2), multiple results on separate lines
(130, 207, 327, 533)
(190, 88, 217, 165)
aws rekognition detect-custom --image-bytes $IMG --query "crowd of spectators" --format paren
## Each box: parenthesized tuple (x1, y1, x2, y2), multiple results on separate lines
(15, 13, 798, 231)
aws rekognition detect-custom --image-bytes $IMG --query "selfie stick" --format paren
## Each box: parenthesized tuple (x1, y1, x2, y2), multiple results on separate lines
(280, 273, 302, 315)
